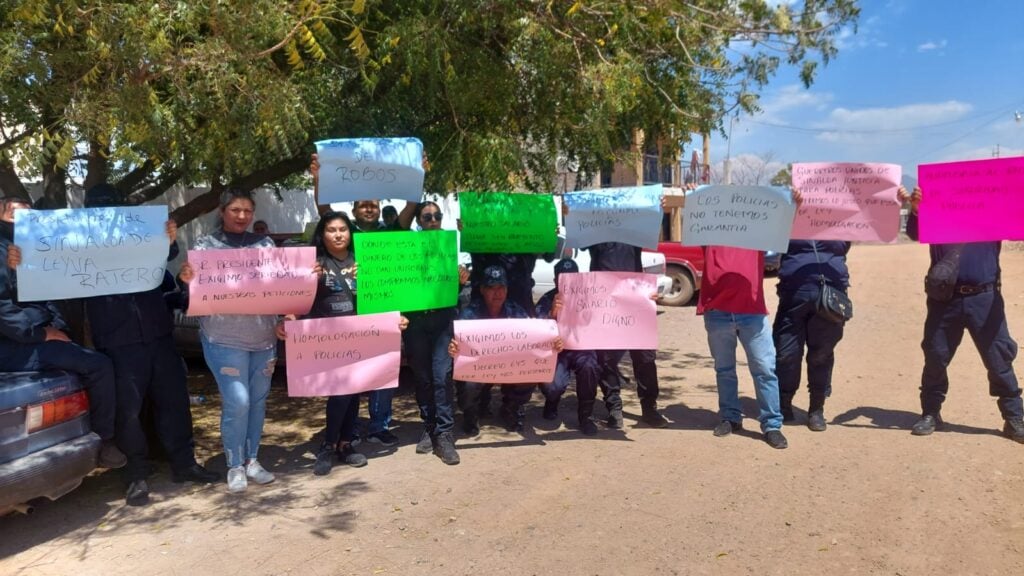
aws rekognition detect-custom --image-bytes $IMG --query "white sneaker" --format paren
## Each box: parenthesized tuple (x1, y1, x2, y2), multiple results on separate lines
(227, 466, 247, 494)
(245, 460, 275, 485)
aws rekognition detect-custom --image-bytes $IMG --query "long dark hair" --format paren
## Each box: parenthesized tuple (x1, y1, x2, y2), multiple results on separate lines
(311, 210, 356, 258)
(413, 201, 441, 224)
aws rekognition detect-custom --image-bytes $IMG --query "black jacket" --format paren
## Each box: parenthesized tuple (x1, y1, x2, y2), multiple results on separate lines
(0, 223, 68, 346)
(84, 241, 179, 349)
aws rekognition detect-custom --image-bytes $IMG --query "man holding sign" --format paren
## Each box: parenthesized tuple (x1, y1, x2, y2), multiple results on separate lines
(0, 195, 125, 469)
(902, 186, 1024, 442)
(693, 189, 802, 450)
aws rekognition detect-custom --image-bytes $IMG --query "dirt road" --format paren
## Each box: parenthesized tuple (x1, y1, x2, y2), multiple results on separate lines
(2, 243, 1023, 576)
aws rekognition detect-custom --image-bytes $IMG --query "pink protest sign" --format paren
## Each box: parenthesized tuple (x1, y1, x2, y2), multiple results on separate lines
(284, 312, 402, 397)
(791, 162, 902, 242)
(558, 272, 658, 350)
(918, 156, 1024, 243)
(453, 318, 559, 384)
(187, 247, 316, 316)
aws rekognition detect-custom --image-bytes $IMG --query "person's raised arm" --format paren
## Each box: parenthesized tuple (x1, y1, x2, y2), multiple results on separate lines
(310, 153, 330, 216)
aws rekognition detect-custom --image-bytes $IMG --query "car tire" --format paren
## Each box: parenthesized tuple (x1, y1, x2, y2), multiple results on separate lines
(661, 264, 695, 306)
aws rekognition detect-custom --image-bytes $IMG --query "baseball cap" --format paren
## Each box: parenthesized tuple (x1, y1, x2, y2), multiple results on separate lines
(481, 265, 508, 287)
(553, 259, 579, 278)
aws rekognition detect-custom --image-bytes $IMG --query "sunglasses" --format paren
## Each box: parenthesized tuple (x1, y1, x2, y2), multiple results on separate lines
(420, 212, 444, 223)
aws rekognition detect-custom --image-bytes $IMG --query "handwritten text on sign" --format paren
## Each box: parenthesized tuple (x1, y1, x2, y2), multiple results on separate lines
(563, 185, 663, 250)
(315, 138, 425, 204)
(453, 318, 559, 384)
(792, 163, 901, 242)
(354, 230, 459, 314)
(14, 206, 168, 301)
(557, 272, 658, 350)
(918, 156, 1024, 243)
(459, 192, 557, 254)
(285, 312, 401, 397)
(682, 185, 796, 252)
(187, 247, 316, 316)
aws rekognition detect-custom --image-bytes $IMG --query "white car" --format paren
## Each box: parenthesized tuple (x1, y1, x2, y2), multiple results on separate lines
(531, 247, 673, 302)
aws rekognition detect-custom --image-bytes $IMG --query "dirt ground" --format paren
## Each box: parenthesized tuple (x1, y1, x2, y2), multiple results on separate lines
(2, 242, 1024, 576)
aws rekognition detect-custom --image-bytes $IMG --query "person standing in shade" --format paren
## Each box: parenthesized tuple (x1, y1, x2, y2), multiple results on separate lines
(451, 266, 560, 434)
(404, 201, 469, 464)
(536, 259, 600, 435)
(773, 239, 851, 432)
(278, 211, 408, 475)
(901, 186, 1024, 442)
(582, 241, 668, 429)
(178, 189, 281, 493)
(82, 184, 219, 505)
(310, 155, 418, 448)
(0, 195, 125, 470)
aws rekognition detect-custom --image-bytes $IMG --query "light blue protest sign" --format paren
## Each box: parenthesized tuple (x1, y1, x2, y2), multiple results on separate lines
(563, 185, 663, 249)
(315, 138, 425, 203)
(681, 185, 795, 252)
(14, 206, 169, 301)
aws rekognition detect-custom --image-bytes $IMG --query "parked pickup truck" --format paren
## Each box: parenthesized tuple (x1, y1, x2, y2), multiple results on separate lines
(654, 242, 705, 306)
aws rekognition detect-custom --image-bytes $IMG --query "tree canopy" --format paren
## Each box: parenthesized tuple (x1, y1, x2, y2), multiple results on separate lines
(0, 0, 858, 223)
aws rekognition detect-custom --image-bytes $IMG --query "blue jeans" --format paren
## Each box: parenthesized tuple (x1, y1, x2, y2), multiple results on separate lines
(404, 311, 456, 436)
(367, 388, 394, 435)
(703, 310, 783, 432)
(201, 335, 276, 468)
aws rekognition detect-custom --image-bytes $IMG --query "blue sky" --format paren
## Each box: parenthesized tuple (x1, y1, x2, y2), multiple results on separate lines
(700, 0, 1024, 183)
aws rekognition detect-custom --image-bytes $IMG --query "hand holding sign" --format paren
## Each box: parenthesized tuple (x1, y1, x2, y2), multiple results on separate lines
(186, 247, 317, 316)
(452, 318, 560, 384)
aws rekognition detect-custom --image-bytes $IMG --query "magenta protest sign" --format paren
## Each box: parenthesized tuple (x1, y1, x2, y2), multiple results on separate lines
(918, 156, 1024, 243)
(284, 312, 402, 397)
(453, 318, 559, 384)
(792, 163, 902, 242)
(557, 272, 658, 350)
(187, 247, 316, 316)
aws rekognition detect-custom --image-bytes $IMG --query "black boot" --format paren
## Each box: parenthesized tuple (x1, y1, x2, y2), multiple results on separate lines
(462, 409, 480, 437)
(500, 401, 525, 433)
(542, 398, 559, 420)
(780, 394, 795, 422)
(432, 432, 461, 465)
(807, 393, 827, 431)
(578, 401, 597, 436)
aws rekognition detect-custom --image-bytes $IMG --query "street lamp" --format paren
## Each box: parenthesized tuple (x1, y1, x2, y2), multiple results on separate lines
(724, 114, 739, 185)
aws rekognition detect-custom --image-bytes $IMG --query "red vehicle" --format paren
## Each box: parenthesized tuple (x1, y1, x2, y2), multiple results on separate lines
(648, 242, 705, 306)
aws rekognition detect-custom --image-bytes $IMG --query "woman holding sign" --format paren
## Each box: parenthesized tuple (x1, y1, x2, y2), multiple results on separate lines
(178, 189, 280, 494)
(278, 210, 371, 475)
(404, 201, 469, 465)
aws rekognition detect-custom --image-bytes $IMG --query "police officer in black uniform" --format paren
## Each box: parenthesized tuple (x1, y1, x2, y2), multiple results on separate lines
(83, 184, 219, 504)
(584, 241, 668, 428)
(903, 186, 1024, 442)
(773, 240, 851, 431)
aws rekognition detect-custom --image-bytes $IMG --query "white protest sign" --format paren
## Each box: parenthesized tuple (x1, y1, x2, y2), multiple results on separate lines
(14, 206, 169, 301)
(681, 185, 795, 252)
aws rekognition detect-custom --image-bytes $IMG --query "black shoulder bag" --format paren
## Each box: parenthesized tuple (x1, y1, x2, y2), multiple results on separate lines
(812, 242, 853, 324)
(923, 244, 964, 302)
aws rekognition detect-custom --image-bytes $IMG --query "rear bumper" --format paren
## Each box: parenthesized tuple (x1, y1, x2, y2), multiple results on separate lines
(0, 432, 100, 514)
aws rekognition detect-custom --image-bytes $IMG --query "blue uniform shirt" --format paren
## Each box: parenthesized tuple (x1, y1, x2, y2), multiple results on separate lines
(777, 240, 851, 291)
(906, 211, 1001, 285)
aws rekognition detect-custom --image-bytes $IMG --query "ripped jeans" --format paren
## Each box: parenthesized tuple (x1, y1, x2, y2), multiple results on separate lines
(201, 335, 276, 469)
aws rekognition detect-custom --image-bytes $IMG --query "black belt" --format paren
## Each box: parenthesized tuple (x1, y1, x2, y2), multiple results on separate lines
(955, 283, 997, 296)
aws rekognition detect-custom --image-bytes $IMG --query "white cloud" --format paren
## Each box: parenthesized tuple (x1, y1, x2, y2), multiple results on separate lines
(835, 18, 889, 51)
(917, 39, 947, 52)
(755, 84, 834, 123)
(813, 100, 973, 142)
